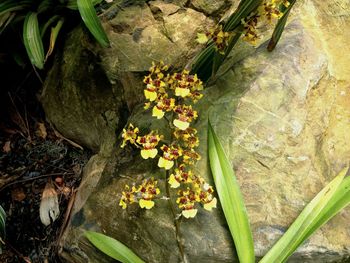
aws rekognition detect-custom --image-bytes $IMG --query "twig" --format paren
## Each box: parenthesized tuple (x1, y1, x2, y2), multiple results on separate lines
(0, 172, 74, 192)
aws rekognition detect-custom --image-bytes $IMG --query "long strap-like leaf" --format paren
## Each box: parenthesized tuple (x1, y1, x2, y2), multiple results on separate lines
(85, 231, 145, 263)
(77, 0, 109, 47)
(267, 0, 297, 51)
(260, 167, 349, 263)
(23, 12, 45, 69)
(0, 205, 6, 239)
(208, 121, 255, 263)
(0, 0, 30, 17)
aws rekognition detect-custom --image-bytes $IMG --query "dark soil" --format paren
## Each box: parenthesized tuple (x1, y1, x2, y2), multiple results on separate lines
(0, 65, 91, 262)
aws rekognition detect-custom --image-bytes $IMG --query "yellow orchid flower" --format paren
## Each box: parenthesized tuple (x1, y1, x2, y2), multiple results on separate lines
(158, 157, 174, 170)
(140, 148, 158, 159)
(139, 199, 155, 209)
(144, 89, 157, 101)
(152, 106, 165, 119)
(175, 87, 190, 97)
(168, 174, 180, 188)
(182, 209, 198, 218)
(203, 198, 217, 211)
(173, 119, 190, 130)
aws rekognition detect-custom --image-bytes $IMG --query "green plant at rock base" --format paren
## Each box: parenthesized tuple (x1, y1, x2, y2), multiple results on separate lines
(208, 121, 255, 263)
(85, 231, 145, 263)
(0, 0, 109, 69)
(0, 205, 6, 254)
(193, 0, 296, 82)
(208, 122, 350, 263)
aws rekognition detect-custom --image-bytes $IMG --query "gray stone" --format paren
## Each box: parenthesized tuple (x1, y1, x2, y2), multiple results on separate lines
(42, 0, 350, 262)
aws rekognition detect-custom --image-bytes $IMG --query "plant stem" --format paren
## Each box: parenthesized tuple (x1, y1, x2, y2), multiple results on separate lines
(165, 170, 187, 263)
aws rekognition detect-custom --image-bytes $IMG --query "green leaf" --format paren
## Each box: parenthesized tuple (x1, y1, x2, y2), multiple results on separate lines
(40, 15, 60, 38)
(37, 0, 54, 14)
(67, 0, 102, 10)
(208, 121, 255, 263)
(0, 0, 29, 17)
(45, 18, 64, 60)
(259, 167, 349, 263)
(224, 0, 262, 31)
(267, 0, 296, 51)
(211, 29, 243, 78)
(23, 12, 45, 69)
(85, 231, 145, 263)
(191, 42, 215, 82)
(0, 205, 6, 239)
(77, 0, 109, 47)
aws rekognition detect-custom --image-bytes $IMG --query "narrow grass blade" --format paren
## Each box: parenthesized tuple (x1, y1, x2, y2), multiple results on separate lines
(66, 0, 102, 10)
(0, 0, 29, 17)
(267, 0, 296, 51)
(0, 205, 6, 238)
(208, 121, 255, 263)
(77, 0, 109, 47)
(23, 12, 45, 69)
(0, 12, 15, 34)
(40, 15, 60, 38)
(191, 42, 215, 82)
(224, 0, 262, 31)
(45, 18, 64, 60)
(211, 30, 242, 77)
(85, 231, 145, 263)
(259, 167, 349, 263)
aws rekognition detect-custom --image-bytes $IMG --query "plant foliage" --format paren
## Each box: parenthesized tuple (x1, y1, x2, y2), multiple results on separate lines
(0, 0, 109, 69)
(208, 122, 350, 263)
(208, 120, 255, 263)
(85, 231, 145, 263)
(0, 205, 6, 254)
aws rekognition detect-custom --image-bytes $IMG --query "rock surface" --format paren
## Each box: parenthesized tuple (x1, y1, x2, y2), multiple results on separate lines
(41, 0, 350, 262)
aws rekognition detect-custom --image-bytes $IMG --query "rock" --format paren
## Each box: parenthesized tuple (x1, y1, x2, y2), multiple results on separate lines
(190, 0, 229, 15)
(43, 0, 350, 262)
(40, 28, 124, 152)
(42, 2, 213, 151)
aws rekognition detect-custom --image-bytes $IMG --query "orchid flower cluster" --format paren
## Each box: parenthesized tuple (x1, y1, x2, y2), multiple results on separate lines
(197, 0, 291, 48)
(119, 62, 217, 218)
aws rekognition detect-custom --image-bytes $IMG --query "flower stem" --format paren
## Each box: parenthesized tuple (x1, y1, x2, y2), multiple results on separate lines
(165, 170, 187, 263)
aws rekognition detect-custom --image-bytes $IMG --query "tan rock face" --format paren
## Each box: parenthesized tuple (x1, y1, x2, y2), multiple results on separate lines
(41, 0, 350, 262)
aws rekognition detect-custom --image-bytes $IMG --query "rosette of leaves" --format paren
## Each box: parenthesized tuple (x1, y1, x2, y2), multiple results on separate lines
(0, 0, 110, 69)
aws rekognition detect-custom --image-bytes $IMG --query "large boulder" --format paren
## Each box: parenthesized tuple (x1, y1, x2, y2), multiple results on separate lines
(42, 0, 350, 262)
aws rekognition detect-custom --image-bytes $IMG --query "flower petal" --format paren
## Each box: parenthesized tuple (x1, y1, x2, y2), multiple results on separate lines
(141, 148, 158, 159)
(152, 106, 165, 119)
(158, 157, 174, 170)
(203, 197, 217, 211)
(139, 199, 155, 209)
(182, 209, 198, 218)
(144, 89, 157, 101)
(169, 174, 180, 188)
(173, 119, 189, 130)
(175, 87, 190, 97)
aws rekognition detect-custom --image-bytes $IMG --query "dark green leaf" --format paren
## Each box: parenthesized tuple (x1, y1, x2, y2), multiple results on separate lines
(77, 0, 109, 47)
(23, 12, 45, 69)
(224, 0, 262, 31)
(40, 15, 60, 38)
(67, 0, 102, 10)
(267, 0, 296, 51)
(45, 18, 64, 60)
(0, 205, 6, 239)
(0, 0, 30, 17)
